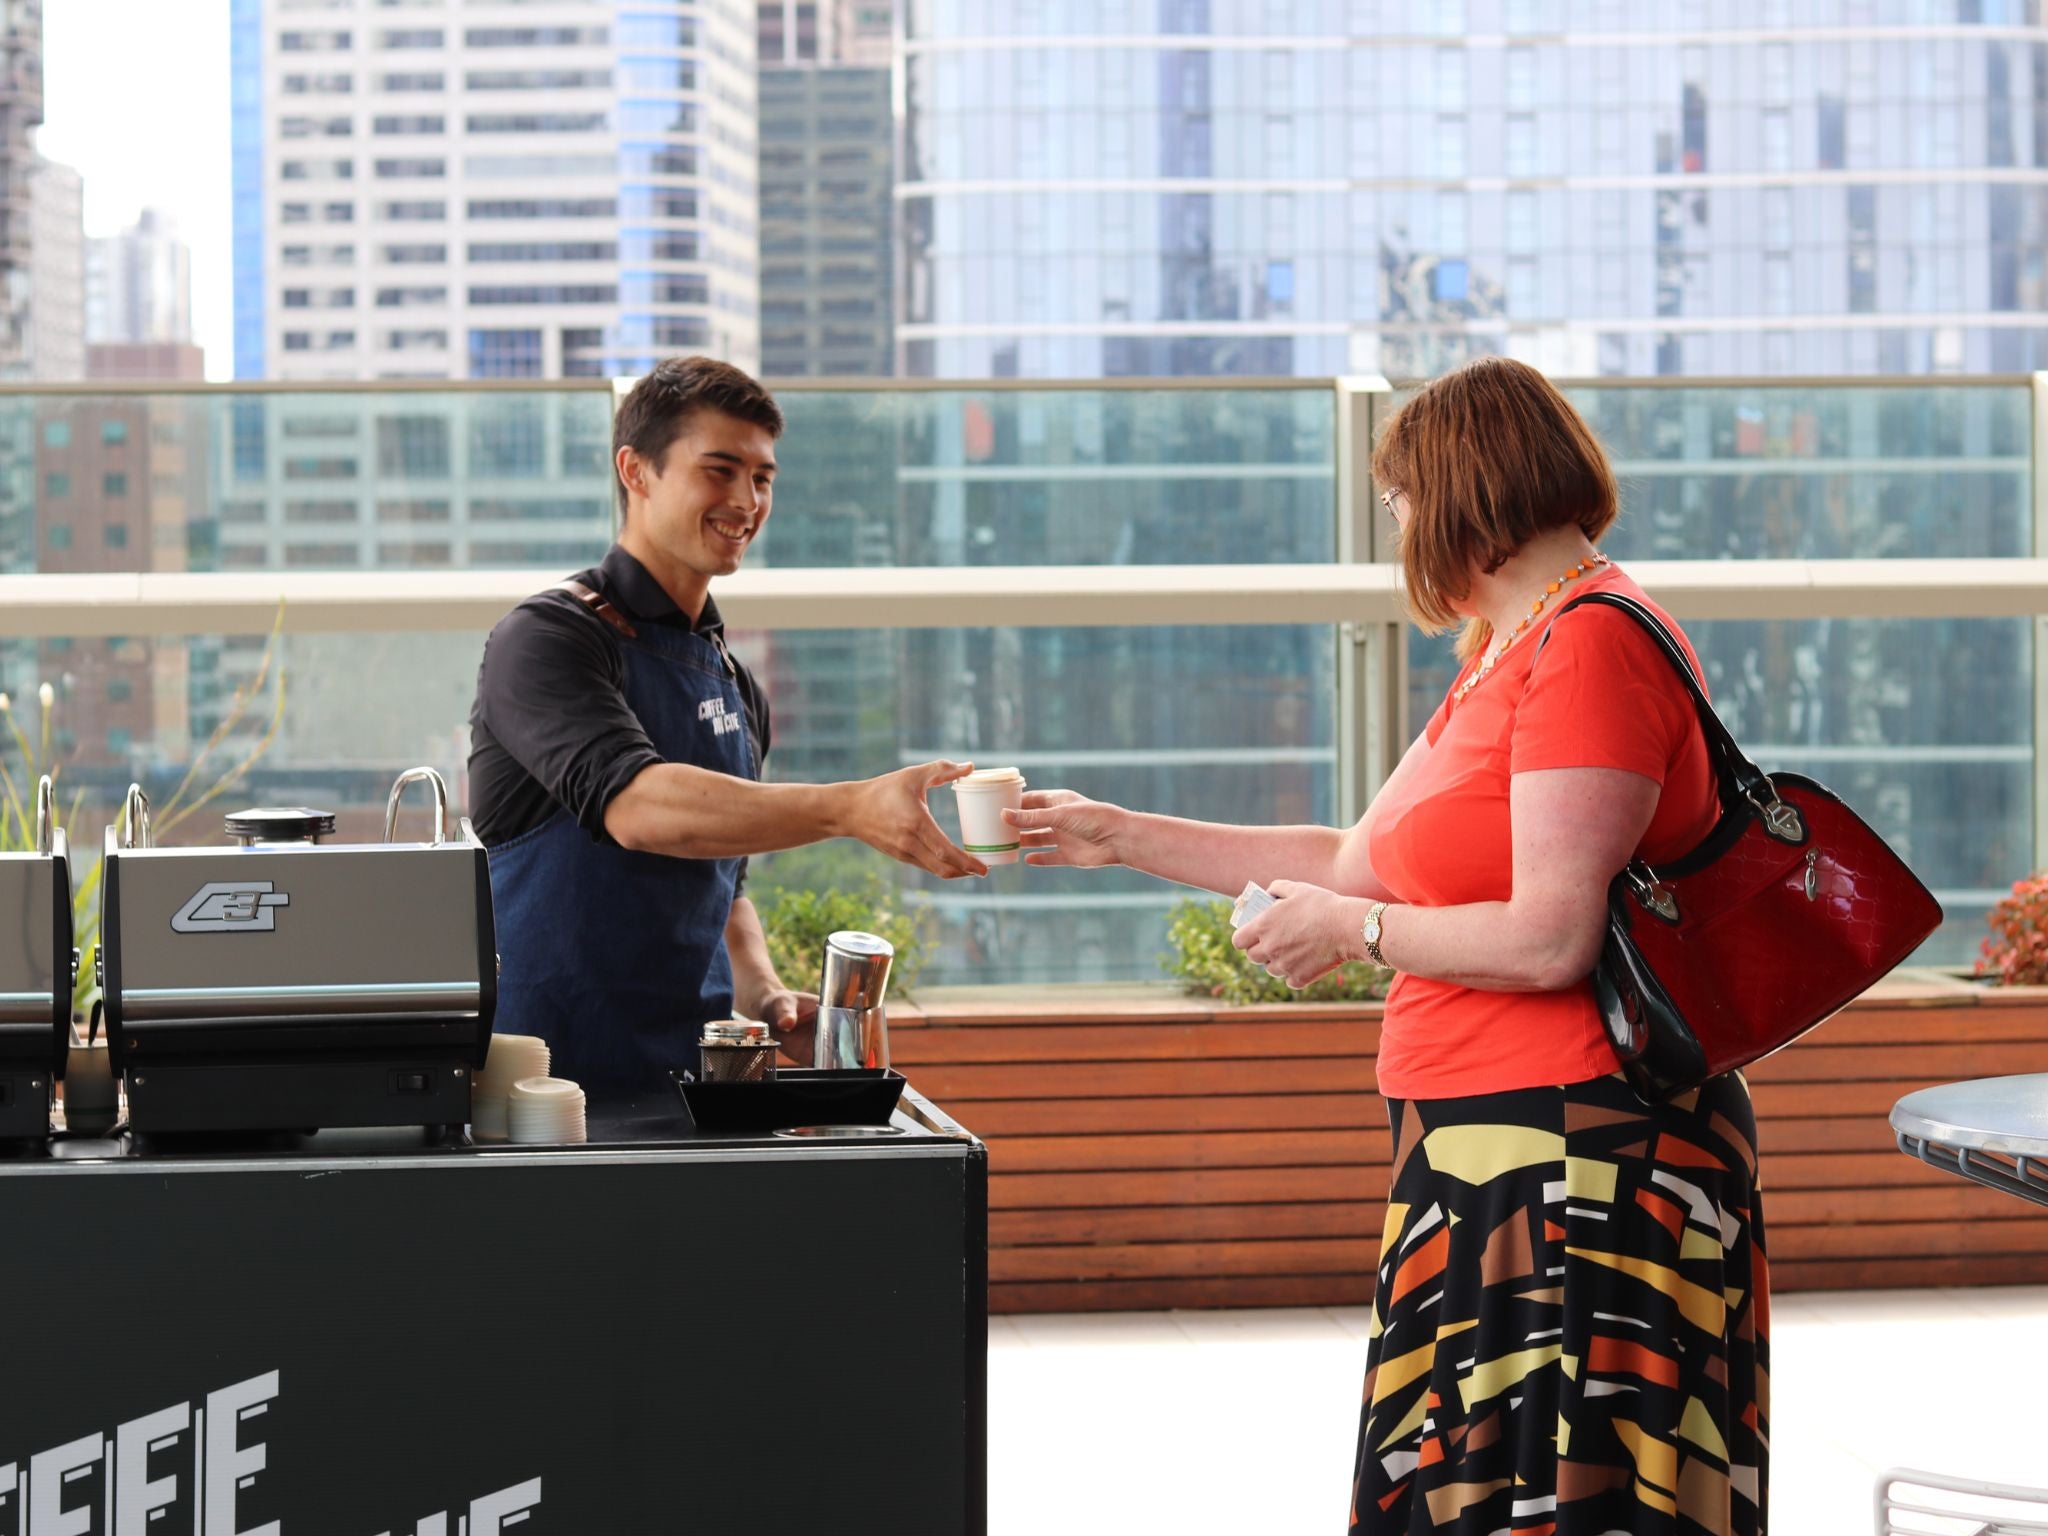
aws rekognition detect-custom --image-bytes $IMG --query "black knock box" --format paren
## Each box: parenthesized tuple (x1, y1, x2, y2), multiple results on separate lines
(672, 1067, 907, 1134)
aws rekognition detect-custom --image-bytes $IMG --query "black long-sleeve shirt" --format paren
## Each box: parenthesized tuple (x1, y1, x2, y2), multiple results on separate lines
(467, 544, 771, 890)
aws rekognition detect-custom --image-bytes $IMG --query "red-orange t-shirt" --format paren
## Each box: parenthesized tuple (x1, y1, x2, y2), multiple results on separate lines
(1367, 565, 1720, 1100)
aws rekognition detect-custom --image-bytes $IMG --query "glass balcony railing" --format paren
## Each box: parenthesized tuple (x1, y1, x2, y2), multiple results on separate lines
(0, 375, 2036, 986)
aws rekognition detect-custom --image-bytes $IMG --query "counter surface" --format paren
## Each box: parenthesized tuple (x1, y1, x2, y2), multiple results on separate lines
(0, 1081, 987, 1536)
(18, 1079, 978, 1171)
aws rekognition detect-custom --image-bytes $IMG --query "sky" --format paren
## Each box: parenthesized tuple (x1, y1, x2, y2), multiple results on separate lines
(37, 0, 234, 379)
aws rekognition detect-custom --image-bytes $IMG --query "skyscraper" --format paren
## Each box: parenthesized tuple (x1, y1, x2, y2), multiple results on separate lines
(28, 154, 80, 381)
(837, 6, 2046, 980)
(898, 6, 2048, 380)
(86, 208, 195, 350)
(757, 0, 893, 378)
(229, 0, 761, 383)
(757, 0, 889, 68)
(0, 0, 42, 379)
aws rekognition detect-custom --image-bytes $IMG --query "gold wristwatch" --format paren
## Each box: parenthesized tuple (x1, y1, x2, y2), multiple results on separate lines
(1362, 900, 1390, 968)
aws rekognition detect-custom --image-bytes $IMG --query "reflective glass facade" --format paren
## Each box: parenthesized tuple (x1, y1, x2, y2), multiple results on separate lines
(232, 0, 266, 380)
(900, 3, 2048, 378)
(758, 65, 894, 378)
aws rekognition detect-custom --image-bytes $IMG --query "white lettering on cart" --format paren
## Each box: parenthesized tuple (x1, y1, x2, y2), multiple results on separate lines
(29, 1432, 101, 1536)
(115, 1402, 188, 1534)
(372, 1476, 546, 1536)
(204, 1371, 278, 1536)
(4, 1371, 542, 1535)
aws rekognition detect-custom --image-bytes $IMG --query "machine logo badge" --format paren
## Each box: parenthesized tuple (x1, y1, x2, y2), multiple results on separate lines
(172, 880, 292, 934)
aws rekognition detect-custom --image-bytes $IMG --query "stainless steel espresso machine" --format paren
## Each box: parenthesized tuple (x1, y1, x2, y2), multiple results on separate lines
(99, 767, 495, 1135)
(0, 777, 74, 1138)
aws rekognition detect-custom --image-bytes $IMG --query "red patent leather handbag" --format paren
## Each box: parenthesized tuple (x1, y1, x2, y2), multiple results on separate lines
(1539, 592, 1945, 1103)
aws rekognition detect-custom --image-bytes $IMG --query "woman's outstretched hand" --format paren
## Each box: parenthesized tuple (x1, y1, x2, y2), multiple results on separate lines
(1004, 789, 1126, 868)
(1233, 878, 1358, 988)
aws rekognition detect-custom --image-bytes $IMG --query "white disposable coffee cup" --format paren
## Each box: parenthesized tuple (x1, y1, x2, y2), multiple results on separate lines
(474, 1032, 551, 1141)
(951, 766, 1026, 866)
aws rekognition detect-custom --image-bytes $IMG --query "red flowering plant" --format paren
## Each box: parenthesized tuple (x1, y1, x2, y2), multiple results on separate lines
(1978, 873, 2048, 987)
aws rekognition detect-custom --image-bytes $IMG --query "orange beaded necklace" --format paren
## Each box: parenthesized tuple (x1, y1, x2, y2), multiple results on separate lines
(1451, 552, 1610, 704)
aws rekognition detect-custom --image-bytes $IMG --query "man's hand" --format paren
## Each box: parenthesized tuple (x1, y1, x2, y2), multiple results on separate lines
(1005, 788, 1126, 868)
(755, 988, 820, 1066)
(1232, 879, 1362, 989)
(844, 759, 988, 880)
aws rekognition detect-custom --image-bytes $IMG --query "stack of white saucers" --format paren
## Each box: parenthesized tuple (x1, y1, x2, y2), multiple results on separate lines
(473, 1033, 550, 1140)
(507, 1075, 587, 1145)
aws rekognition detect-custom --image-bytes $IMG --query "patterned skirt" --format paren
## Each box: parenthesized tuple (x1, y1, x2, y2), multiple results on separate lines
(1351, 1071, 1769, 1535)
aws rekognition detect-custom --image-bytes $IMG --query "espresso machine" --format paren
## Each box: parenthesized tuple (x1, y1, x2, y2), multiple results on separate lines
(0, 777, 74, 1138)
(99, 767, 496, 1135)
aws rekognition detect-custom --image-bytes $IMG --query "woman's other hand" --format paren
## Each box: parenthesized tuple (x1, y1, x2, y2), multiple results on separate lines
(1234, 878, 1361, 988)
(1004, 789, 1126, 868)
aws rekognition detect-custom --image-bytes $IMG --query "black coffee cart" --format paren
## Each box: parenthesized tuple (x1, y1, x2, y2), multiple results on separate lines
(0, 1086, 986, 1535)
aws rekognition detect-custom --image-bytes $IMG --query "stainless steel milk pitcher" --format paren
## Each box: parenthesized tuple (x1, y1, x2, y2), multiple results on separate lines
(814, 930, 893, 1070)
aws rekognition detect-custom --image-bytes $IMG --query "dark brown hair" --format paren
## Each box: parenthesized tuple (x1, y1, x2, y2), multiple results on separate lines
(1371, 356, 1618, 645)
(612, 355, 785, 512)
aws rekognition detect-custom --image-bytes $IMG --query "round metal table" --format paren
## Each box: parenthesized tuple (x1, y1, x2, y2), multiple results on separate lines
(1884, 1076, 2048, 1531)
(1891, 1073, 2048, 1211)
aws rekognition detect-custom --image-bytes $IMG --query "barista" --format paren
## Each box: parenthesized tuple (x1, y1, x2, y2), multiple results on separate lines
(468, 357, 984, 1095)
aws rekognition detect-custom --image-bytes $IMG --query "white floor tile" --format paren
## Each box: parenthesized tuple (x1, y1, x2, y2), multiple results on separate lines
(1951, 1282, 2048, 1321)
(989, 1317, 1358, 1536)
(1167, 1304, 1353, 1346)
(1004, 1308, 1190, 1349)
(1785, 1285, 1976, 1329)
(1322, 1304, 1377, 1342)
(988, 1288, 2048, 1534)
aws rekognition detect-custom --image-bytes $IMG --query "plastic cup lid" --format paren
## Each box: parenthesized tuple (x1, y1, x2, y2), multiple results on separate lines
(954, 774, 1025, 792)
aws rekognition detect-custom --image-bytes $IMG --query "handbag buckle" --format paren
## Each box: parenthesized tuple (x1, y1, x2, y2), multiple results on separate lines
(1628, 867, 1680, 923)
(1745, 784, 1806, 844)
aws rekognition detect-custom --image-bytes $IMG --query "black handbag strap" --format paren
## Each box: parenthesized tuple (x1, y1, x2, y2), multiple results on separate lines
(1534, 589, 1772, 807)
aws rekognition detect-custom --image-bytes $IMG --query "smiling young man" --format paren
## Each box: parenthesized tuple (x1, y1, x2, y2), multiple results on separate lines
(468, 357, 985, 1097)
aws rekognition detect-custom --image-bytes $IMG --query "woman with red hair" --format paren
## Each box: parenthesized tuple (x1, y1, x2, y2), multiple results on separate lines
(1011, 356, 1768, 1535)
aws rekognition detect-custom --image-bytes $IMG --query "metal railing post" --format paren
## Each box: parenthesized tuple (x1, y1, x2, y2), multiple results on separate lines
(609, 374, 638, 539)
(1335, 375, 1395, 829)
(2033, 372, 2048, 877)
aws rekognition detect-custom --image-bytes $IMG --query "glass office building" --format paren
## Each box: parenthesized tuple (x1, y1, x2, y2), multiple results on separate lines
(230, 0, 762, 382)
(899, 2, 2048, 380)
(757, 64, 894, 379)
(879, 4, 2048, 979)
(757, 0, 894, 378)
(0, 0, 41, 378)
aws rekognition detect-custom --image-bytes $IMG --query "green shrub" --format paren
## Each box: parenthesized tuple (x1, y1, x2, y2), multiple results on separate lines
(754, 876, 933, 1001)
(1164, 897, 1391, 1005)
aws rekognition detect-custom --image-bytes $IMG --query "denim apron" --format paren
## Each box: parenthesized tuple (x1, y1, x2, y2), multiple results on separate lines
(487, 604, 757, 1097)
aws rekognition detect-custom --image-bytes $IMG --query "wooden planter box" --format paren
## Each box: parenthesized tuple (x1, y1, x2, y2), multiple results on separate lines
(889, 973, 2048, 1313)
